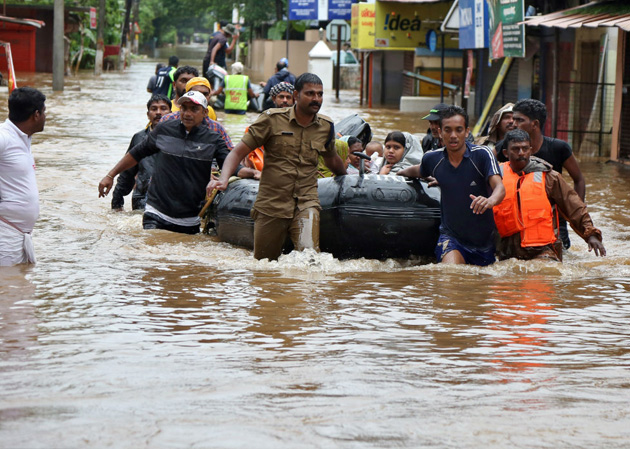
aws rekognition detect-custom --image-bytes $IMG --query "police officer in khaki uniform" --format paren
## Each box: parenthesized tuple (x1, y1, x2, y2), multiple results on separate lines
(208, 73, 347, 260)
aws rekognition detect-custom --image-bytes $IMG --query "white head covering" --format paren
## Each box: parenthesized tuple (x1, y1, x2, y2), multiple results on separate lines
(231, 62, 244, 74)
(381, 132, 424, 174)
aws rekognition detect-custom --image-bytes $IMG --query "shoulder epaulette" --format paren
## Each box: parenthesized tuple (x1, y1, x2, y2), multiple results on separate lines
(264, 107, 291, 116)
(318, 113, 334, 124)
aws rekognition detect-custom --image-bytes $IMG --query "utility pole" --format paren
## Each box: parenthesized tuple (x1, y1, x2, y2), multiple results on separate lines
(52, 0, 64, 91)
(95, 0, 106, 75)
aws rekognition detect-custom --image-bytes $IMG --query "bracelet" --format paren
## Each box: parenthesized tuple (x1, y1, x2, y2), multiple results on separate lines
(106, 174, 115, 180)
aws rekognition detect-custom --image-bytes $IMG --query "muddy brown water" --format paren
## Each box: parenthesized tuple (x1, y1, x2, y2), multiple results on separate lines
(1, 59, 629, 448)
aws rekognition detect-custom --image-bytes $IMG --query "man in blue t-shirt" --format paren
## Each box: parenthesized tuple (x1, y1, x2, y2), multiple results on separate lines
(398, 106, 505, 266)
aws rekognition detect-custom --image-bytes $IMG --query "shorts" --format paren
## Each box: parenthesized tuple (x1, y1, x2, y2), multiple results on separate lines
(435, 233, 495, 266)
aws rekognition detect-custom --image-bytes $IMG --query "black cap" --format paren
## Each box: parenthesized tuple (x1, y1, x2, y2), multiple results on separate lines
(422, 103, 449, 121)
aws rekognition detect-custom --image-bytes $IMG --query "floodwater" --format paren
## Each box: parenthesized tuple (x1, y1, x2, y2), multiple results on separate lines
(1, 59, 629, 449)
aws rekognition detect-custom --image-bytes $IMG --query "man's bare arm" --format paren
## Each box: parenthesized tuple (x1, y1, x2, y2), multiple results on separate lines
(98, 153, 138, 197)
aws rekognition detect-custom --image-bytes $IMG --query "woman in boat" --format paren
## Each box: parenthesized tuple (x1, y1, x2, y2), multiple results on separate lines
(345, 136, 366, 175)
(379, 131, 423, 175)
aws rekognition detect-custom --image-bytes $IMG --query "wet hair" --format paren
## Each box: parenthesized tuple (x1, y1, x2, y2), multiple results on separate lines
(439, 105, 469, 128)
(513, 99, 547, 129)
(173, 65, 199, 82)
(504, 128, 531, 147)
(295, 73, 323, 92)
(347, 136, 361, 149)
(168, 56, 179, 67)
(147, 93, 172, 111)
(384, 131, 406, 148)
(8, 86, 46, 123)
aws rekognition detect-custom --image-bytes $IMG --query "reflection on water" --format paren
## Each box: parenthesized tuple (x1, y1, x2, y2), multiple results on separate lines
(1, 61, 630, 448)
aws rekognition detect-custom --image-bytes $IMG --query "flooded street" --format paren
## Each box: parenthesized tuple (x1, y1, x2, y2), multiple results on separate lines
(1, 59, 630, 448)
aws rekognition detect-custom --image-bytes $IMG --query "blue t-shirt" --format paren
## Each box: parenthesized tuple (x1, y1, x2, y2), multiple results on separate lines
(420, 142, 501, 249)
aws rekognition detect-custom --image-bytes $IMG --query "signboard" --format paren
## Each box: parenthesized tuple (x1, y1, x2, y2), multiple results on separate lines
(488, 0, 525, 58)
(90, 7, 97, 29)
(326, 19, 351, 43)
(351, 3, 414, 51)
(374, 2, 458, 50)
(426, 29, 437, 52)
(289, 0, 354, 21)
(459, 0, 488, 49)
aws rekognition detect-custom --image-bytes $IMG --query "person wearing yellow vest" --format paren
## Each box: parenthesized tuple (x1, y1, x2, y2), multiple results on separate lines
(494, 129, 605, 262)
(169, 76, 217, 121)
(212, 62, 259, 114)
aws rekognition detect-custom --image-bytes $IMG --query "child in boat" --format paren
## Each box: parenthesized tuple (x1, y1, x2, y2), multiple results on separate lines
(345, 136, 366, 174)
(379, 131, 423, 175)
(365, 141, 383, 174)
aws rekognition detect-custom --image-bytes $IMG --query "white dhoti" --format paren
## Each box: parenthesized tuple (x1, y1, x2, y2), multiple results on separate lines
(0, 218, 36, 266)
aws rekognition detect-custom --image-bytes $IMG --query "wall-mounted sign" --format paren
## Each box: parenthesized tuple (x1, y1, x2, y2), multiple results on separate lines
(426, 29, 437, 52)
(374, 2, 458, 50)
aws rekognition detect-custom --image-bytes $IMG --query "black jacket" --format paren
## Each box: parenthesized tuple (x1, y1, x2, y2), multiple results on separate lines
(129, 119, 235, 218)
(111, 127, 156, 210)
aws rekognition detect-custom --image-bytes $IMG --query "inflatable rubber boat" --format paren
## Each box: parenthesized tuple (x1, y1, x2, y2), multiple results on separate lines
(203, 173, 441, 260)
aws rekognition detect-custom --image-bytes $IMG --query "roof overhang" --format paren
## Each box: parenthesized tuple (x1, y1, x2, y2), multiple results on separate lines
(376, 0, 446, 3)
(524, 1, 630, 31)
(0, 14, 45, 28)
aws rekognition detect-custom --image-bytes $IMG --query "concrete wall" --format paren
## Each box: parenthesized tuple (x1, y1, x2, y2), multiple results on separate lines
(249, 40, 317, 84)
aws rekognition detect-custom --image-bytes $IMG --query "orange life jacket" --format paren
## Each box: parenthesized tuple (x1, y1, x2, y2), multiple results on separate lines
(493, 163, 557, 247)
(244, 126, 264, 171)
(247, 148, 264, 171)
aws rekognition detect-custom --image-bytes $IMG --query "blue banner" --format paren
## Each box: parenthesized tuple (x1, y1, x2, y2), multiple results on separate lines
(328, 0, 353, 20)
(459, 0, 488, 49)
(289, 0, 318, 20)
(289, 0, 353, 21)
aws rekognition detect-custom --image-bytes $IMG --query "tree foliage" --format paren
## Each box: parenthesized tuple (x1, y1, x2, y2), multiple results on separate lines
(7, 0, 288, 61)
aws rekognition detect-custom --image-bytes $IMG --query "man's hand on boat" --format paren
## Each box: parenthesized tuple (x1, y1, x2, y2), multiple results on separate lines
(396, 165, 438, 187)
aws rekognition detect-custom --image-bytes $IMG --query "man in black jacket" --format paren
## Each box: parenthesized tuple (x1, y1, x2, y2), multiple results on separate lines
(98, 91, 256, 234)
(111, 94, 171, 211)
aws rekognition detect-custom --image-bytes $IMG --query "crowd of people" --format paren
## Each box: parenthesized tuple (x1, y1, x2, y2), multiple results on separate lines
(0, 44, 607, 266)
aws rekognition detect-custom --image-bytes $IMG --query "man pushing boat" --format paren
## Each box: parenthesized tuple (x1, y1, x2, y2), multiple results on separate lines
(98, 91, 257, 234)
(397, 105, 505, 266)
(207, 73, 347, 260)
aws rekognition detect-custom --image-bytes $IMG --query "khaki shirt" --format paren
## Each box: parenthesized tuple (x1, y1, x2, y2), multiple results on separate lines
(241, 106, 336, 218)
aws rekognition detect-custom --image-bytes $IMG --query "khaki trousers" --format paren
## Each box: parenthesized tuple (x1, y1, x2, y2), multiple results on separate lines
(252, 207, 320, 260)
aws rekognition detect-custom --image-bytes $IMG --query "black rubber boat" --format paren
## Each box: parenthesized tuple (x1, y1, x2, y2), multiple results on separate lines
(203, 173, 441, 260)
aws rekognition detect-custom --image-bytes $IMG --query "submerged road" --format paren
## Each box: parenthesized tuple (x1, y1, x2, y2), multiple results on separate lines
(1, 59, 629, 448)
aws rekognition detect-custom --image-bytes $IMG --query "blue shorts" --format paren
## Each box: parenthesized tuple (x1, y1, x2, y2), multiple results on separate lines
(435, 234, 495, 266)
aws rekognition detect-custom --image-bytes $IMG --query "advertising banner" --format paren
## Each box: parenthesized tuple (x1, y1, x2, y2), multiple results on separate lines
(289, 0, 354, 21)
(459, 0, 488, 49)
(90, 7, 97, 29)
(289, 0, 318, 20)
(374, 2, 458, 50)
(488, 0, 525, 58)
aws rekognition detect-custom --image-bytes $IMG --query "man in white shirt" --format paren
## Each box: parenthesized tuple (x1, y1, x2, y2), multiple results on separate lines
(0, 87, 47, 266)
